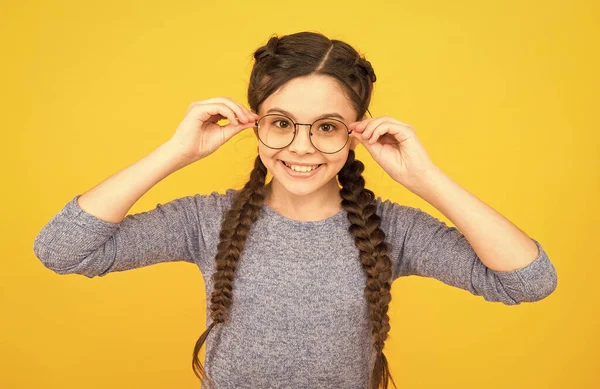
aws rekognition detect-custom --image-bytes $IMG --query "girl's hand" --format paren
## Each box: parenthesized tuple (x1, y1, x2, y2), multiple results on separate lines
(348, 116, 438, 188)
(168, 97, 259, 163)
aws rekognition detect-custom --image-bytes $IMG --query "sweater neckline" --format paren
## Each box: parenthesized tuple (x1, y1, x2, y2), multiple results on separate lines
(261, 202, 346, 226)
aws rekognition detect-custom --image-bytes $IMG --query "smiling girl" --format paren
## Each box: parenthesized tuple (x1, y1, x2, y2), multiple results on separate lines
(34, 31, 557, 389)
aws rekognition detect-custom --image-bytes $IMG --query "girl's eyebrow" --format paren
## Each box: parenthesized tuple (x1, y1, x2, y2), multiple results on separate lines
(266, 107, 346, 122)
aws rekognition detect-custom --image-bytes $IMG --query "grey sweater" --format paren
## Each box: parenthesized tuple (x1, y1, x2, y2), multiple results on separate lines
(33, 188, 557, 388)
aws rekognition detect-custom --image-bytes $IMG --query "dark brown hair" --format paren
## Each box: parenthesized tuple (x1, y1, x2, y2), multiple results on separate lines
(192, 31, 397, 389)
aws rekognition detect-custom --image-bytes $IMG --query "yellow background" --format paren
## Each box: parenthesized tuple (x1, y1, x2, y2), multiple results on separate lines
(1, 0, 598, 388)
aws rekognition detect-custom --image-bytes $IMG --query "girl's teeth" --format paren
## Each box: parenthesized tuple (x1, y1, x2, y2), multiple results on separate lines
(283, 161, 320, 172)
(292, 165, 315, 172)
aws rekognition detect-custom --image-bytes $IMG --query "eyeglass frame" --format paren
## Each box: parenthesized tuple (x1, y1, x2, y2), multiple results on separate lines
(254, 108, 372, 154)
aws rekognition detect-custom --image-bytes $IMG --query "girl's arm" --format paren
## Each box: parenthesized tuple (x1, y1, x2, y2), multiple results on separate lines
(75, 141, 191, 224)
(33, 141, 212, 278)
(405, 166, 543, 272)
(390, 205, 556, 305)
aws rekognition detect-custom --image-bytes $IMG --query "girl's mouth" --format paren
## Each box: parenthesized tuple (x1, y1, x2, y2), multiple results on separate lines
(280, 160, 324, 178)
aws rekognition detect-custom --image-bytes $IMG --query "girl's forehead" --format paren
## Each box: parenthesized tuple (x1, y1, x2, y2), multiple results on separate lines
(260, 97, 355, 122)
(257, 74, 357, 120)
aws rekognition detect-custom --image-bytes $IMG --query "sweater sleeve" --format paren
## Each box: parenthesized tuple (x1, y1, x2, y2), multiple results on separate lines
(377, 198, 558, 305)
(33, 191, 226, 278)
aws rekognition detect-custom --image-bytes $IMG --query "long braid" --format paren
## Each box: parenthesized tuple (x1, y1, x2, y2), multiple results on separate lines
(192, 155, 268, 389)
(338, 149, 397, 389)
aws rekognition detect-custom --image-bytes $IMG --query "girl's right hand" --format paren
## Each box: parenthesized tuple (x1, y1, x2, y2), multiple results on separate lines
(168, 97, 259, 163)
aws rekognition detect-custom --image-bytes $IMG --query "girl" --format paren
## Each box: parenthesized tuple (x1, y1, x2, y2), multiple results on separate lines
(33, 31, 558, 389)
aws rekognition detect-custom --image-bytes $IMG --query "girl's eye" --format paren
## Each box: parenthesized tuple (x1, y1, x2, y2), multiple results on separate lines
(320, 123, 337, 132)
(275, 120, 290, 128)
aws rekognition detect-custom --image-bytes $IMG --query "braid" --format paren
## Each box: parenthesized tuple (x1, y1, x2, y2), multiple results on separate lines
(338, 149, 397, 389)
(191, 155, 268, 389)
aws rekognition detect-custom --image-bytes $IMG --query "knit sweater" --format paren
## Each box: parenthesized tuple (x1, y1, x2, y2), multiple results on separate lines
(33, 188, 557, 388)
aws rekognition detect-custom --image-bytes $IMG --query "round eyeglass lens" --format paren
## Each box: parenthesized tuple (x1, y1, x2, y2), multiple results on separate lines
(257, 114, 349, 153)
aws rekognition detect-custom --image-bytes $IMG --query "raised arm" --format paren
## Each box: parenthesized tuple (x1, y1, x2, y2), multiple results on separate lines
(33, 98, 259, 278)
(377, 198, 558, 305)
(33, 141, 200, 278)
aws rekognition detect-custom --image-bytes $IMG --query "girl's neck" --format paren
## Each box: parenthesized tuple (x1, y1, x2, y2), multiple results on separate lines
(263, 180, 342, 222)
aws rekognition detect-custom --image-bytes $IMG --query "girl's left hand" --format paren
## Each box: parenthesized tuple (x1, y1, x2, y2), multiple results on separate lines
(348, 116, 438, 188)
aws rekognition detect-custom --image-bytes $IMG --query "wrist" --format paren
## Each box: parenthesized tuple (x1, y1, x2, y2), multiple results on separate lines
(158, 141, 196, 171)
(403, 165, 445, 196)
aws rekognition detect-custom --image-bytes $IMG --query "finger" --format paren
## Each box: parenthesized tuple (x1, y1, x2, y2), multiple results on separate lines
(348, 118, 376, 132)
(369, 123, 390, 144)
(218, 97, 259, 123)
(215, 97, 251, 123)
(238, 120, 257, 129)
(237, 102, 260, 122)
(353, 118, 375, 132)
(352, 128, 377, 153)
(361, 117, 388, 139)
(202, 97, 251, 124)
(192, 103, 238, 126)
(229, 117, 258, 132)
(222, 117, 258, 143)
(226, 99, 257, 123)
(186, 100, 226, 119)
(185, 100, 206, 115)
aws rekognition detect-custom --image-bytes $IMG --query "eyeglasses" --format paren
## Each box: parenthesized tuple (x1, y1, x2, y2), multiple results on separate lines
(255, 109, 372, 154)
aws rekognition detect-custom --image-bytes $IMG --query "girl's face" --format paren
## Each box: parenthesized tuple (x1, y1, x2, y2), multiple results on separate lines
(253, 74, 361, 197)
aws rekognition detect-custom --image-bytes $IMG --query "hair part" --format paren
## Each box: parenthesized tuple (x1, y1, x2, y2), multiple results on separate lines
(192, 31, 397, 389)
